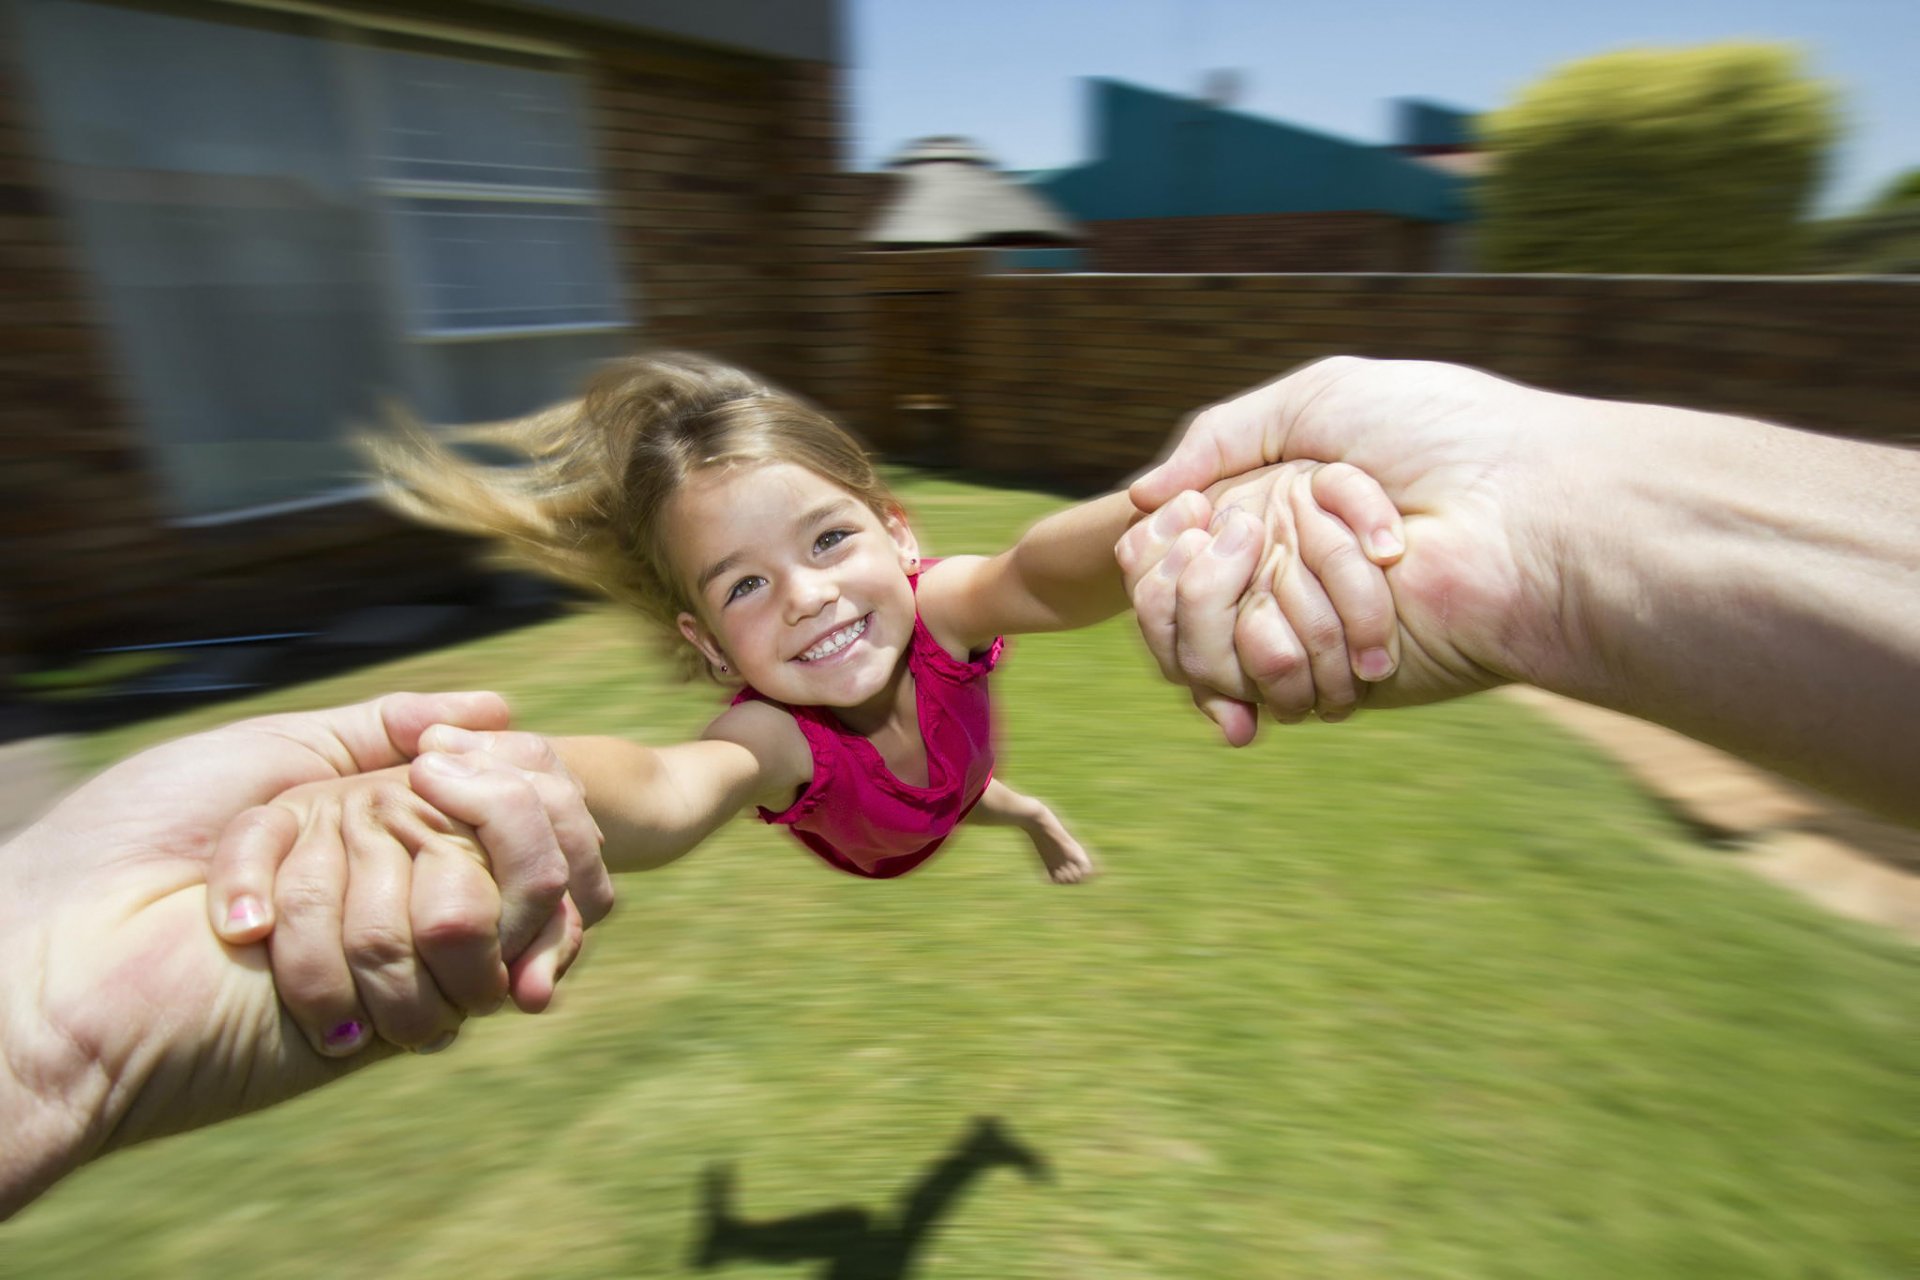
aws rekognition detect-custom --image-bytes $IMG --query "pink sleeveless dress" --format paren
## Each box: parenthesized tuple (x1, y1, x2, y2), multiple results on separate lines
(731, 570, 1002, 879)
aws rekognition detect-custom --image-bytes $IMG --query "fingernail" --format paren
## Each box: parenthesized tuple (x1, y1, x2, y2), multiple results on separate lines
(416, 1030, 458, 1055)
(1319, 708, 1351, 724)
(324, 1020, 367, 1054)
(1356, 647, 1395, 681)
(428, 724, 481, 751)
(420, 751, 479, 777)
(1370, 528, 1404, 558)
(1209, 511, 1253, 556)
(224, 894, 267, 932)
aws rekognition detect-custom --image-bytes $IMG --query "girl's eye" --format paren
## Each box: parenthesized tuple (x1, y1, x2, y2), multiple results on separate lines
(814, 528, 852, 553)
(725, 576, 764, 604)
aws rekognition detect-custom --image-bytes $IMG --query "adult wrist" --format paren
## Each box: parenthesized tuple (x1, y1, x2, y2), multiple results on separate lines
(0, 863, 111, 1219)
(1443, 376, 1637, 703)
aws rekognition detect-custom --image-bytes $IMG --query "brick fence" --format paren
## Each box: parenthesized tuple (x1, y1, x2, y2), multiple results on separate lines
(1083, 212, 1438, 273)
(862, 260, 1920, 488)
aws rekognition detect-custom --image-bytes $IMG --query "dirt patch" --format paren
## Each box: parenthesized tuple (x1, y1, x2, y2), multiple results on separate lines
(1502, 686, 1920, 941)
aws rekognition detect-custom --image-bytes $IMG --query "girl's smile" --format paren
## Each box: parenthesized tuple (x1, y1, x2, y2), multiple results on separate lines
(669, 463, 920, 719)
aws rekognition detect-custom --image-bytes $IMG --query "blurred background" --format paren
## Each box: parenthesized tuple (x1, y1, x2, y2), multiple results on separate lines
(0, 2, 1915, 1276)
(1, 0, 1915, 724)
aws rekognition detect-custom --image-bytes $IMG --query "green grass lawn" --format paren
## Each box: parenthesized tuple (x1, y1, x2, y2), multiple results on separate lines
(10, 473, 1916, 1278)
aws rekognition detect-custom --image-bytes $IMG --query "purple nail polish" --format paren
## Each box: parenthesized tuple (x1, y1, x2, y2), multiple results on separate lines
(325, 1020, 366, 1051)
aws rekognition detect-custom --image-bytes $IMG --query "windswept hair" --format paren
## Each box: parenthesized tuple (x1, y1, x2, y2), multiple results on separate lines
(360, 352, 896, 679)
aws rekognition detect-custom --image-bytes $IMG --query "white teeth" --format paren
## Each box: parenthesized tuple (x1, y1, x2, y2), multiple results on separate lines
(798, 616, 868, 662)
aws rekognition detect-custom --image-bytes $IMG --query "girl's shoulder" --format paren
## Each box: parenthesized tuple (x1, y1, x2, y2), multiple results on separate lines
(702, 696, 812, 802)
(912, 554, 993, 662)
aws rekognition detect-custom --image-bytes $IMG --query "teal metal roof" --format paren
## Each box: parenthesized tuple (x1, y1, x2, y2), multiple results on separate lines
(1394, 99, 1477, 151)
(1029, 79, 1469, 224)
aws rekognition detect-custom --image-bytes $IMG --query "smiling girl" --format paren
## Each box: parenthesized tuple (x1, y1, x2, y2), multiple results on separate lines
(354, 352, 1406, 886)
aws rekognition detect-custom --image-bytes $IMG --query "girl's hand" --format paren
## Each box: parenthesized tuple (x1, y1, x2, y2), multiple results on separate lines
(1119, 460, 1403, 745)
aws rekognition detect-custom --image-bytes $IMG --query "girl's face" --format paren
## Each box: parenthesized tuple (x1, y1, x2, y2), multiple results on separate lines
(669, 462, 920, 714)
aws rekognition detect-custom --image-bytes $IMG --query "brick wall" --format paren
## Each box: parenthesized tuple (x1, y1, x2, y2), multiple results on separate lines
(0, 9, 870, 662)
(0, 51, 182, 666)
(942, 273, 1920, 488)
(1085, 212, 1439, 273)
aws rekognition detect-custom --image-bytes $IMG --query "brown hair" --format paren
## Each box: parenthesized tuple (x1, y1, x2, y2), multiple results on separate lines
(360, 352, 897, 679)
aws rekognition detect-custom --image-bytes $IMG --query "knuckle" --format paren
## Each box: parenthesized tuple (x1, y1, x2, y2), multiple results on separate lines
(273, 874, 338, 924)
(1244, 645, 1304, 688)
(1315, 540, 1367, 578)
(524, 859, 570, 905)
(344, 921, 416, 973)
(1302, 614, 1346, 656)
(413, 900, 497, 951)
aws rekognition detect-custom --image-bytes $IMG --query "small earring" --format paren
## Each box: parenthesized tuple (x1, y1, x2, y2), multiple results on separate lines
(718, 662, 729, 674)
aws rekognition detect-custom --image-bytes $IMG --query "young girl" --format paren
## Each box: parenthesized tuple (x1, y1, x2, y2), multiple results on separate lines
(210, 352, 1406, 1052)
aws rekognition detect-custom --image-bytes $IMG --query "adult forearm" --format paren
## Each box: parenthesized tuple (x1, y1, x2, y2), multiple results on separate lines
(1554, 403, 1920, 821)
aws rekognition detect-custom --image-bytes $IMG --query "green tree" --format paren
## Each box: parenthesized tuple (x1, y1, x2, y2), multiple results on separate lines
(1864, 167, 1920, 213)
(1478, 44, 1838, 273)
(1804, 168, 1920, 274)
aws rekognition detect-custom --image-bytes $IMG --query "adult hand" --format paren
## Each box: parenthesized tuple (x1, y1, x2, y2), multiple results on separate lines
(1124, 461, 1405, 744)
(1121, 356, 1920, 824)
(0, 691, 599, 1219)
(1122, 357, 1603, 722)
(205, 720, 616, 1052)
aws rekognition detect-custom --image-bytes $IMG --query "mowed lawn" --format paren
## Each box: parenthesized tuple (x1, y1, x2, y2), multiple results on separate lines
(10, 474, 1915, 1279)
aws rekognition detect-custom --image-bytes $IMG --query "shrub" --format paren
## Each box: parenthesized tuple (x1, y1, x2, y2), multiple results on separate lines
(1478, 43, 1838, 273)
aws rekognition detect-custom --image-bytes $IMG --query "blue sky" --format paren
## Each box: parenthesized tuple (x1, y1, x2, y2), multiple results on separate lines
(848, 0, 1918, 214)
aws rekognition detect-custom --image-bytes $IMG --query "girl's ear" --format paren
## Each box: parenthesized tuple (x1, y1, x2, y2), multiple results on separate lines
(677, 612, 730, 674)
(885, 504, 921, 573)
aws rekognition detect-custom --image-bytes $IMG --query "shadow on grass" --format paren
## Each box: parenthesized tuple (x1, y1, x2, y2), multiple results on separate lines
(689, 1116, 1049, 1279)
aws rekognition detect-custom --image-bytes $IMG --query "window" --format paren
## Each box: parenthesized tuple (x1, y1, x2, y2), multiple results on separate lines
(17, 0, 631, 520)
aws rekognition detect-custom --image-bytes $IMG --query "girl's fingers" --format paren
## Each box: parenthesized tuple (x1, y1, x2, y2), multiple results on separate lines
(340, 812, 465, 1049)
(1311, 462, 1405, 565)
(1290, 473, 1401, 685)
(207, 805, 296, 944)
(268, 819, 373, 1058)
(1172, 508, 1269, 740)
(408, 828, 510, 1022)
(1270, 535, 1360, 722)
(1131, 524, 1215, 686)
(1233, 556, 1316, 724)
(1116, 489, 1212, 593)
(506, 895, 586, 1014)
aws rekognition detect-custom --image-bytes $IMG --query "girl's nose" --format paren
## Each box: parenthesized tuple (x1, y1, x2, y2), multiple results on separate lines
(784, 567, 838, 622)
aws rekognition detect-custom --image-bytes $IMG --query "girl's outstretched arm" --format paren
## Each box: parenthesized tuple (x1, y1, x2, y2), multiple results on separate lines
(918, 491, 1143, 652)
(554, 702, 809, 873)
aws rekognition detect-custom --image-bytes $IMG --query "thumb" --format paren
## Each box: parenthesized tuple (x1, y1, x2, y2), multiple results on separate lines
(379, 691, 513, 759)
(1130, 423, 1237, 514)
(1133, 360, 1348, 511)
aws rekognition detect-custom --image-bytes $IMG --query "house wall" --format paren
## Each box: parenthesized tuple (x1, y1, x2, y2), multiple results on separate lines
(1083, 212, 1438, 273)
(861, 267, 1919, 488)
(0, 3, 871, 663)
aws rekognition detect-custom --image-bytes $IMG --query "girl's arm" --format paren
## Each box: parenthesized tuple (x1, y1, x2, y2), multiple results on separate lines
(553, 701, 810, 873)
(918, 491, 1143, 653)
